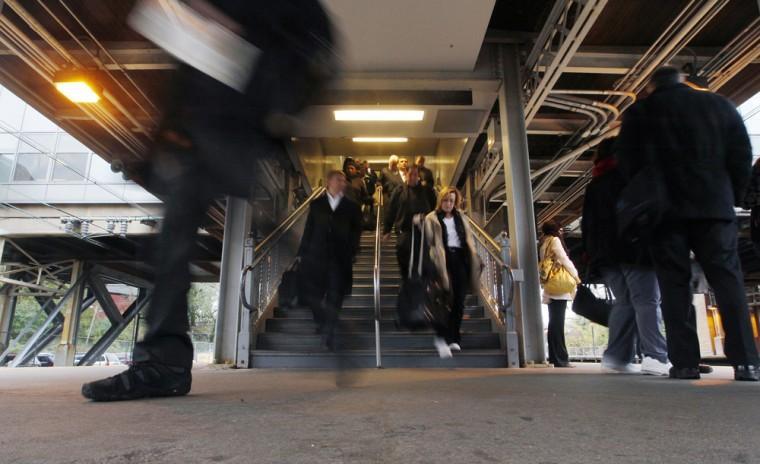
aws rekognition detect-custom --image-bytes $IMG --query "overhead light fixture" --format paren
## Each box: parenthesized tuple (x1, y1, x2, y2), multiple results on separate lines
(53, 70, 100, 103)
(352, 137, 408, 143)
(335, 110, 424, 121)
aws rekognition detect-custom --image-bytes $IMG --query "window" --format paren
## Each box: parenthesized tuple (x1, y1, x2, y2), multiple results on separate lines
(0, 133, 18, 153)
(0, 90, 27, 130)
(57, 134, 90, 152)
(52, 153, 89, 182)
(21, 107, 59, 132)
(19, 133, 58, 154)
(89, 155, 123, 183)
(13, 153, 50, 181)
(0, 154, 14, 182)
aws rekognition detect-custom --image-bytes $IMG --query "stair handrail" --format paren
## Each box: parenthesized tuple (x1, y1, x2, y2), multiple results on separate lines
(373, 186, 383, 368)
(240, 186, 326, 312)
(466, 216, 515, 320)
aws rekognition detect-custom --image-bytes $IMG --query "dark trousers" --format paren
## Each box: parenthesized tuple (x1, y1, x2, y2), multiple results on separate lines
(652, 219, 759, 368)
(133, 155, 212, 369)
(396, 229, 423, 281)
(547, 299, 569, 365)
(435, 248, 468, 344)
(304, 262, 345, 336)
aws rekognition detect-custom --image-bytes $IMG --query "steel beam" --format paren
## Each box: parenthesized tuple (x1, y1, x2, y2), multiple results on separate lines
(87, 272, 124, 325)
(0, 289, 15, 353)
(78, 291, 151, 366)
(54, 261, 85, 366)
(497, 44, 546, 364)
(214, 196, 253, 365)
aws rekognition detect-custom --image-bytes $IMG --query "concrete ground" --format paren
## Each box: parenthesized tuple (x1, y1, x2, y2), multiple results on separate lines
(0, 365, 758, 464)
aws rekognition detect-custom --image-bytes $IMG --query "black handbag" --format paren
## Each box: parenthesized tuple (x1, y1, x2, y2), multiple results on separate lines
(396, 221, 450, 330)
(278, 261, 300, 308)
(572, 284, 613, 327)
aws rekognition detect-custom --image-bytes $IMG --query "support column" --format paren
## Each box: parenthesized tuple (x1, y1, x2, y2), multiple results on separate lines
(214, 196, 253, 364)
(55, 261, 85, 366)
(497, 44, 545, 364)
(0, 291, 15, 353)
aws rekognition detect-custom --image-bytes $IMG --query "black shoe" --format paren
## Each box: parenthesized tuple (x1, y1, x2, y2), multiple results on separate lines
(81, 361, 191, 402)
(698, 364, 714, 374)
(668, 366, 700, 379)
(734, 365, 760, 382)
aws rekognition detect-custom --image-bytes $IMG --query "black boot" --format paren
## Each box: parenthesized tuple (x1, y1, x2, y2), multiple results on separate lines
(734, 365, 760, 382)
(82, 361, 191, 402)
(668, 366, 700, 379)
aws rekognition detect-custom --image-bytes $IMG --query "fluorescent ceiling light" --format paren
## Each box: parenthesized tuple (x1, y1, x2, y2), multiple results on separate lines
(335, 110, 424, 121)
(352, 137, 408, 143)
(54, 81, 100, 103)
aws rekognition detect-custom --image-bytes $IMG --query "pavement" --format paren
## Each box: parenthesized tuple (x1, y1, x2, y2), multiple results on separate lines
(0, 364, 758, 464)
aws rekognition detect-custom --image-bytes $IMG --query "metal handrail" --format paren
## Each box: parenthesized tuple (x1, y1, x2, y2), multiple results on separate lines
(373, 186, 383, 368)
(466, 216, 515, 316)
(240, 186, 326, 311)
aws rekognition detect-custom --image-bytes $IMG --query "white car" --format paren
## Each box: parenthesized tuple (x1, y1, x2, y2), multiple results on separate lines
(91, 353, 124, 366)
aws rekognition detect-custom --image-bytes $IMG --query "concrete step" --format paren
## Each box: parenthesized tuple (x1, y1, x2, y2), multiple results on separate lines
(264, 318, 493, 334)
(274, 306, 485, 319)
(250, 350, 507, 368)
(255, 332, 502, 351)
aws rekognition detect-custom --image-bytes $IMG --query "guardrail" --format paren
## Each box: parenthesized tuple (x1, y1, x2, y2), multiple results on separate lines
(466, 216, 519, 367)
(373, 186, 383, 368)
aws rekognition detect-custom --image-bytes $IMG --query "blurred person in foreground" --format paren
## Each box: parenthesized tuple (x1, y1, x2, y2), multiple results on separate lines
(581, 138, 670, 376)
(82, 0, 338, 401)
(297, 170, 362, 350)
(424, 187, 481, 359)
(617, 66, 759, 381)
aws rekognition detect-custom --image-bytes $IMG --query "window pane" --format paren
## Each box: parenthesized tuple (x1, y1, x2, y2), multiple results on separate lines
(13, 153, 50, 181)
(19, 133, 58, 153)
(0, 90, 27, 130)
(89, 155, 123, 183)
(21, 107, 59, 132)
(0, 154, 14, 182)
(53, 153, 89, 182)
(57, 134, 90, 153)
(0, 133, 19, 153)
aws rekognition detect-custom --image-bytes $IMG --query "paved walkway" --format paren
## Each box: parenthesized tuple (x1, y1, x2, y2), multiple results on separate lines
(0, 365, 758, 463)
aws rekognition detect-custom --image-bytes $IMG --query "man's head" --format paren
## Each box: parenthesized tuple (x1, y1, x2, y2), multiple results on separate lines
(347, 163, 358, 177)
(647, 66, 683, 93)
(398, 157, 409, 172)
(326, 170, 347, 195)
(388, 155, 399, 170)
(416, 155, 425, 167)
(406, 165, 419, 186)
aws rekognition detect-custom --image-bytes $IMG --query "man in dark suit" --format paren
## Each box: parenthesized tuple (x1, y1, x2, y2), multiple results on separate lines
(617, 66, 759, 381)
(416, 155, 437, 209)
(297, 170, 362, 349)
(379, 155, 403, 204)
(383, 166, 433, 279)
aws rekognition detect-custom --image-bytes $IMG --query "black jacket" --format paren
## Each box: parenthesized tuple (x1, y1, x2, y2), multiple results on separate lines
(345, 175, 370, 206)
(364, 169, 378, 197)
(384, 184, 433, 235)
(616, 83, 752, 220)
(581, 166, 648, 270)
(379, 167, 403, 197)
(297, 194, 362, 295)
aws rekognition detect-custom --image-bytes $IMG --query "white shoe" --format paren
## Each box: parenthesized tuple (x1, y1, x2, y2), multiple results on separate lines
(449, 343, 461, 352)
(601, 358, 640, 374)
(434, 337, 453, 359)
(640, 356, 672, 376)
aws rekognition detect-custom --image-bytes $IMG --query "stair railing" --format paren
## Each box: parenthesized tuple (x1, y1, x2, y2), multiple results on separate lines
(373, 186, 383, 368)
(466, 217, 519, 368)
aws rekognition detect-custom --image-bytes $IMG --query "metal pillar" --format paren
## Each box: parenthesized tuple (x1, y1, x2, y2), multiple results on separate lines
(497, 44, 546, 364)
(214, 196, 253, 365)
(0, 289, 15, 353)
(54, 261, 85, 366)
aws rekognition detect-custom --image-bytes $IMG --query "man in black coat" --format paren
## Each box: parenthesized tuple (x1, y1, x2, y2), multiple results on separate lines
(297, 170, 362, 349)
(379, 155, 403, 203)
(383, 166, 433, 279)
(416, 155, 437, 208)
(617, 66, 759, 381)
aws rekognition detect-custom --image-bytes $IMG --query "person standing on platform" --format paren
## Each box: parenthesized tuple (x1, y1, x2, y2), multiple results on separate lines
(617, 66, 759, 381)
(425, 187, 482, 359)
(383, 166, 433, 280)
(581, 138, 671, 376)
(297, 170, 362, 350)
(539, 220, 579, 368)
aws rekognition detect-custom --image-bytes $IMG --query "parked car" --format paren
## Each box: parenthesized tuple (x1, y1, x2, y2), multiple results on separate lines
(92, 353, 124, 366)
(1, 353, 54, 367)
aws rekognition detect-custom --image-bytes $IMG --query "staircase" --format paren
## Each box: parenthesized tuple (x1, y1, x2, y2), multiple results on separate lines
(250, 231, 506, 368)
